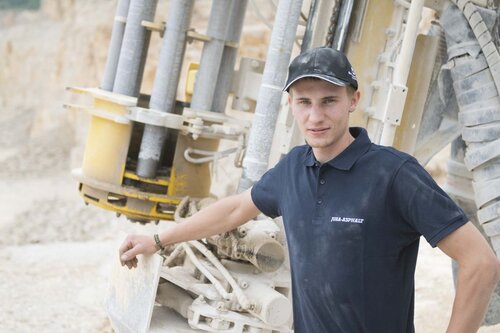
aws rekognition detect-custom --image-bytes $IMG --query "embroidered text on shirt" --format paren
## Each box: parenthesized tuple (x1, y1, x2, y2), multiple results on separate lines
(330, 216, 364, 224)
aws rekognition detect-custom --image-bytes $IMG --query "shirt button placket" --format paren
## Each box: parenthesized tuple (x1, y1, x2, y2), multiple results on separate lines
(314, 167, 327, 223)
(318, 171, 326, 205)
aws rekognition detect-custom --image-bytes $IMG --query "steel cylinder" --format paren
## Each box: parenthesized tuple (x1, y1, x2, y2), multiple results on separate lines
(101, 0, 131, 91)
(136, 0, 195, 178)
(113, 0, 158, 97)
(190, 0, 233, 111)
(237, 0, 304, 192)
(211, 0, 248, 113)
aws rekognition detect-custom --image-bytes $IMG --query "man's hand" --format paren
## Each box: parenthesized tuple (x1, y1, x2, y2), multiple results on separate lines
(119, 234, 158, 269)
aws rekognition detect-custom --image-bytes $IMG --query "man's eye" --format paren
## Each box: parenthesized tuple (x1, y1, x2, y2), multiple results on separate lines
(298, 100, 310, 105)
(323, 99, 335, 104)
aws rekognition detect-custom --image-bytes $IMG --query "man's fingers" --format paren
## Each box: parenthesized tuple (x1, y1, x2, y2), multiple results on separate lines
(119, 235, 138, 261)
(119, 237, 134, 255)
(119, 234, 155, 269)
(120, 242, 144, 262)
(119, 236, 139, 268)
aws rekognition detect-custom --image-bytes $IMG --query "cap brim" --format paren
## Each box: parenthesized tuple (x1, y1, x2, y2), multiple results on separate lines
(283, 74, 347, 92)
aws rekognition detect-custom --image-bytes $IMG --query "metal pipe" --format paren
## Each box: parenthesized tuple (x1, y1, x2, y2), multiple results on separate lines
(305, 0, 337, 49)
(188, 240, 252, 310)
(101, 0, 130, 91)
(113, 0, 158, 97)
(136, 0, 195, 178)
(237, 0, 304, 192)
(181, 243, 232, 300)
(164, 244, 184, 267)
(190, 0, 233, 111)
(301, 0, 319, 52)
(332, 0, 354, 51)
(379, 0, 424, 146)
(211, 0, 249, 113)
(149, 1, 194, 113)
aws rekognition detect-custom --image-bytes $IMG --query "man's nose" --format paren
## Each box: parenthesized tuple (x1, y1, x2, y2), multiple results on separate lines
(308, 105, 324, 122)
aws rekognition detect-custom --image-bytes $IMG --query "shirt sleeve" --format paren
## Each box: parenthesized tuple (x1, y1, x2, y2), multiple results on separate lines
(250, 158, 287, 219)
(390, 157, 469, 247)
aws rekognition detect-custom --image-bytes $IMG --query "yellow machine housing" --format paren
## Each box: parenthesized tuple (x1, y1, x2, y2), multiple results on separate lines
(67, 86, 246, 222)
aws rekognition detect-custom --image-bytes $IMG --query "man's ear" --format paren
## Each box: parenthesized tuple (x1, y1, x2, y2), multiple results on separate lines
(350, 90, 361, 112)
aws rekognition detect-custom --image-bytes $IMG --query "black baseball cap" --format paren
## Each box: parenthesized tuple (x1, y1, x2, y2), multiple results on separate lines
(283, 47, 358, 92)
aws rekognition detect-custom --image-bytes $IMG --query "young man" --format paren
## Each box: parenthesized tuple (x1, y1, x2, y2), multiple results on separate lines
(119, 47, 499, 332)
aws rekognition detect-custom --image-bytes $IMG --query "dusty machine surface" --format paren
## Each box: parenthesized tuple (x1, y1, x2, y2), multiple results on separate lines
(67, 0, 500, 332)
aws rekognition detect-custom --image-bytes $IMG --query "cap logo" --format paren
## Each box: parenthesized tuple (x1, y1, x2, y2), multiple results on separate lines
(348, 67, 357, 81)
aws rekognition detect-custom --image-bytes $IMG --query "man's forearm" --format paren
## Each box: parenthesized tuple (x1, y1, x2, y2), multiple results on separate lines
(446, 260, 499, 332)
(118, 190, 260, 268)
(437, 223, 500, 332)
(159, 190, 260, 247)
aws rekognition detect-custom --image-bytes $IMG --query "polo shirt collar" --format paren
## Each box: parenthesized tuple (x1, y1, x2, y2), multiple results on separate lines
(303, 127, 372, 170)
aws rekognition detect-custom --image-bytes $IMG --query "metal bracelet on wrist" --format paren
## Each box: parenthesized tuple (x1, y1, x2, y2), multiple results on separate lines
(154, 233, 165, 251)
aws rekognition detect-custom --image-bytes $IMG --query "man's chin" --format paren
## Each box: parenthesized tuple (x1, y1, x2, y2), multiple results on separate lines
(305, 139, 331, 149)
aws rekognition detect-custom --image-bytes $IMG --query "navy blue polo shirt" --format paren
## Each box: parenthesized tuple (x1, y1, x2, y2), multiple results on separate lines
(251, 127, 468, 333)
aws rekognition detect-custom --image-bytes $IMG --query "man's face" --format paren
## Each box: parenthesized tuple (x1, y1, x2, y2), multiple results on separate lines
(289, 78, 360, 151)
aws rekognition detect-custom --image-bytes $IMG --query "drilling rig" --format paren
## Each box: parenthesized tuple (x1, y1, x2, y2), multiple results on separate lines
(66, 0, 500, 332)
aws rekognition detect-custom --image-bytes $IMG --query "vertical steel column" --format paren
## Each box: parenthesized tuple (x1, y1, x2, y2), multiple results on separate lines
(332, 0, 354, 51)
(101, 0, 130, 91)
(237, 0, 304, 192)
(211, 0, 249, 113)
(301, 0, 319, 52)
(113, 0, 158, 97)
(136, 0, 195, 178)
(190, 0, 233, 111)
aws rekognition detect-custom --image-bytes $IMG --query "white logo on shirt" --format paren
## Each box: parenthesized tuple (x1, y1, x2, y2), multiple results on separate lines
(330, 216, 364, 224)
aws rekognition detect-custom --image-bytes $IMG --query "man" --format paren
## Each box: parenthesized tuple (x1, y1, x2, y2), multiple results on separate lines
(119, 47, 499, 332)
